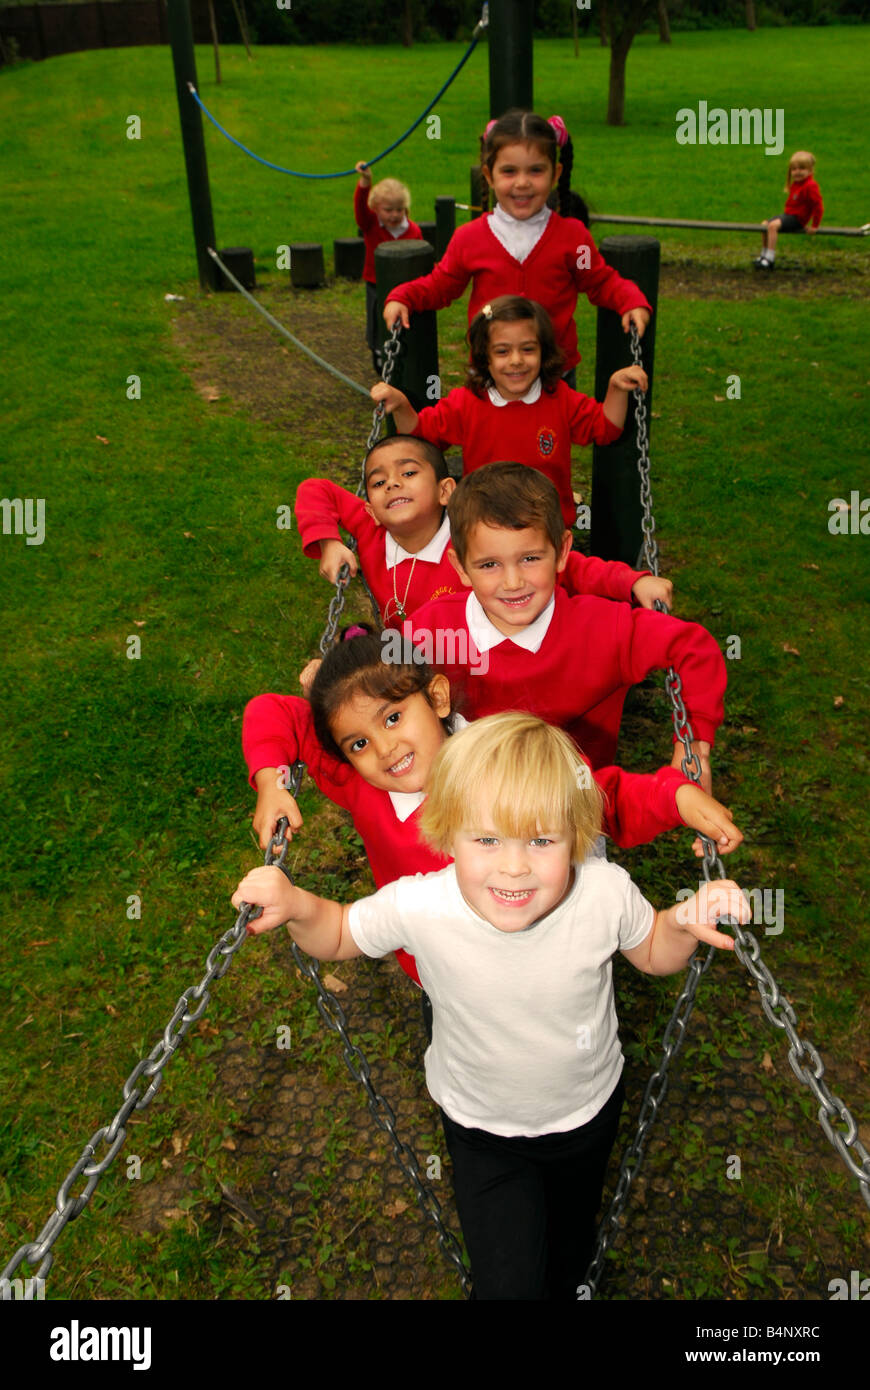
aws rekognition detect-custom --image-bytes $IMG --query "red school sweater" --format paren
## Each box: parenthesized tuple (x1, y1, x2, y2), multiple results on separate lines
(387, 213, 652, 371)
(409, 588, 726, 769)
(242, 694, 698, 984)
(295, 478, 648, 623)
(783, 177, 824, 229)
(354, 183, 423, 284)
(413, 381, 622, 529)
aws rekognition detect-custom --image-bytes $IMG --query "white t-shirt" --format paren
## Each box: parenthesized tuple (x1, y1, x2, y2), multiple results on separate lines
(348, 858, 654, 1137)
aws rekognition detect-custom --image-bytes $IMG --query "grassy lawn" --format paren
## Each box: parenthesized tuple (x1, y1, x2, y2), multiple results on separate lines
(1, 27, 868, 1305)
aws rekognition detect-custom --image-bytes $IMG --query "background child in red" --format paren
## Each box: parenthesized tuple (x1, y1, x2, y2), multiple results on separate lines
(371, 295, 657, 544)
(354, 160, 422, 370)
(382, 110, 651, 378)
(755, 150, 823, 270)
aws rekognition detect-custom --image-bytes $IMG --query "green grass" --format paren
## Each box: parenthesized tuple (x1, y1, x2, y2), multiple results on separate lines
(1, 29, 868, 1302)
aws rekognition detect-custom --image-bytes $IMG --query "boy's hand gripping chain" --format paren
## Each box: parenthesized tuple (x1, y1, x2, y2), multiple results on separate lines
(583, 327, 869, 1299)
(320, 322, 403, 653)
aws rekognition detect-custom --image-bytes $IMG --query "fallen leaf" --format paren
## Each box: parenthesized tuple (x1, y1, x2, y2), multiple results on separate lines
(782, 643, 800, 656)
(323, 973, 348, 993)
(801, 562, 820, 571)
(133, 620, 146, 628)
(162, 1207, 186, 1221)
(221, 1138, 237, 1151)
(161, 1157, 173, 1170)
(183, 531, 195, 539)
(762, 1052, 775, 1074)
(105, 1003, 119, 1016)
(171, 1135, 184, 1156)
(713, 394, 725, 402)
(96, 435, 110, 444)
(833, 695, 844, 709)
(774, 783, 783, 798)
(384, 1198, 409, 1218)
(741, 725, 758, 735)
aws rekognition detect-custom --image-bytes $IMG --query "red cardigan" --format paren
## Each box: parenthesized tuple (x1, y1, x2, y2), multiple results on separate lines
(387, 213, 652, 370)
(413, 381, 622, 529)
(409, 587, 726, 770)
(294, 478, 648, 624)
(242, 694, 696, 984)
(784, 178, 824, 229)
(354, 183, 423, 283)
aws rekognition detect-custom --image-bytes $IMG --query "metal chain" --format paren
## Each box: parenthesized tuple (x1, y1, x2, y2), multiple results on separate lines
(0, 823, 293, 1300)
(265, 771, 473, 1295)
(584, 325, 869, 1298)
(317, 321, 403, 652)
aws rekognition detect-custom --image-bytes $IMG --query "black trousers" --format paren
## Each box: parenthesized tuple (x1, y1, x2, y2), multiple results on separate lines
(440, 1076, 624, 1301)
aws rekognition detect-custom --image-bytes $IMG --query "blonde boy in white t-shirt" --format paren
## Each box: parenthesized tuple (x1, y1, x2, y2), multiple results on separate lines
(234, 711, 748, 1301)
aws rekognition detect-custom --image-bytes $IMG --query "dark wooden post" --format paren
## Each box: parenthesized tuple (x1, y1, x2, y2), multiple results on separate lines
(435, 196, 456, 259)
(470, 166, 489, 218)
(166, 0, 218, 290)
(488, 0, 534, 116)
(375, 240, 439, 415)
(590, 235, 659, 565)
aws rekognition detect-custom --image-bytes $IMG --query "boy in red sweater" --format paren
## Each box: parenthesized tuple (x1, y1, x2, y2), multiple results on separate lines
(755, 150, 823, 270)
(354, 160, 422, 370)
(296, 437, 670, 628)
(401, 463, 725, 783)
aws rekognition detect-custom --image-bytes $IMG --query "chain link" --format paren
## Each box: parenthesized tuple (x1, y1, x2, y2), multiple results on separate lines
(584, 325, 869, 1299)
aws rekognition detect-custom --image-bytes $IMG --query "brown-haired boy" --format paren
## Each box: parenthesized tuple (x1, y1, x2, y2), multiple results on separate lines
(408, 462, 725, 781)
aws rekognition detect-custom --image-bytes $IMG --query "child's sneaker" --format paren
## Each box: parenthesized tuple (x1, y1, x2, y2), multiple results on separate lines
(754, 256, 774, 271)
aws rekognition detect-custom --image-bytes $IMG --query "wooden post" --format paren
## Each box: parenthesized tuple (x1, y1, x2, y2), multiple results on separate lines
(166, 0, 218, 290)
(590, 235, 659, 565)
(470, 166, 489, 218)
(488, 0, 534, 116)
(375, 241, 438, 415)
(435, 196, 456, 260)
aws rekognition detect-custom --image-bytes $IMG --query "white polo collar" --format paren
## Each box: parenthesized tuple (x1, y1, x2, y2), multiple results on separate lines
(465, 588, 555, 655)
(381, 216, 410, 238)
(486, 377, 543, 408)
(388, 712, 469, 821)
(384, 511, 451, 570)
(488, 202, 551, 263)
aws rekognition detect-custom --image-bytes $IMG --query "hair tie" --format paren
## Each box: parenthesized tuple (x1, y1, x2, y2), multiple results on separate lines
(547, 115, 569, 148)
(483, 119, 498, 141)
(343, 624, 369, 641)
(482, 304, 493, 320)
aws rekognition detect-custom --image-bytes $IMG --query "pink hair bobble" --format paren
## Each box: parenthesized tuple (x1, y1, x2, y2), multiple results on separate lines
(484, 119, 498, 140)
(547, 115, 569, 147)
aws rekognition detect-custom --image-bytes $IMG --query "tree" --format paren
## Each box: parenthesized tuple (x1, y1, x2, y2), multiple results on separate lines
(605, 0, 658, 126)
(657, 0, 671, 42)
(746, 0, 757, 29)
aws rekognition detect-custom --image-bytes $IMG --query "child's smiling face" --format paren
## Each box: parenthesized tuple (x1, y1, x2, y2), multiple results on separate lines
(483, 141, 561, 222)
(451, 818, 574, 933)
(486, 319, 542, 399)
(329, 678, 451, 793)
(364, 443, 453, 537)
(449, 522, 571, 637)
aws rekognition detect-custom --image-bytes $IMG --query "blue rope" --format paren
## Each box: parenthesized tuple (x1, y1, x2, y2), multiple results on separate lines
(188, 35, 482, 180)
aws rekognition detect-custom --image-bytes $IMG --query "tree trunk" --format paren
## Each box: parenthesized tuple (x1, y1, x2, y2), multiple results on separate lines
(600, 1, 610, 47)
(572, 0, 579, 58)
(207, 0, 220, 84)
(401, 0, 413, 47)
(230, 0, 252, 57)
(607, 32, 631, 125)
(746, 0, 757, 30)
(657, 0, 671, 43)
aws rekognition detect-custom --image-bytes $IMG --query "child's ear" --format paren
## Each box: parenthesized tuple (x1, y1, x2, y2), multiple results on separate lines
(447, 546, 472, 586)
(481, 164, 495, 191)
(363, 500, 382, 527)
(427, 673, 452, 718)
(555, 530, 572, 572)
(438, 477, 456, 505)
